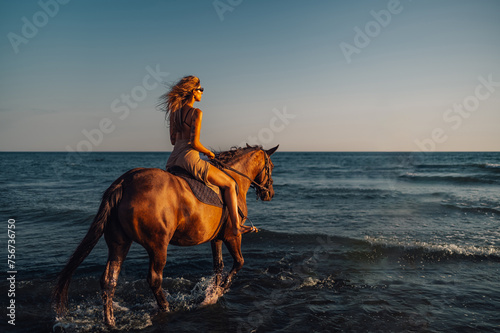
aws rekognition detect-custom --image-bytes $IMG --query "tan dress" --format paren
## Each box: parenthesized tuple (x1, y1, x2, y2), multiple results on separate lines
(166, 138, 219, 194)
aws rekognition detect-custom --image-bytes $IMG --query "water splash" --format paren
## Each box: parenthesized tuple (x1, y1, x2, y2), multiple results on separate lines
(52, 275, 225, 332)
(166, 275, 225, 311)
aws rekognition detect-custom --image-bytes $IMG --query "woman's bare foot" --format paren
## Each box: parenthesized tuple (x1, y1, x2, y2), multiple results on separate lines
(239, 225, 258, 234)
(232, 224, 258, 236)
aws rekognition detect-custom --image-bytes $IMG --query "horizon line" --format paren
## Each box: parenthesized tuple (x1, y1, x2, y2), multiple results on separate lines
(1, 150, 499, 153)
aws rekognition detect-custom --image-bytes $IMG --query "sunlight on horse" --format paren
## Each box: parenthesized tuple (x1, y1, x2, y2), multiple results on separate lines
(52, 145, 278, 326)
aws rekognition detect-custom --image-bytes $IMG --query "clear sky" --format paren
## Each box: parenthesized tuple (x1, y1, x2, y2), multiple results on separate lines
(1, 0, 499, 152)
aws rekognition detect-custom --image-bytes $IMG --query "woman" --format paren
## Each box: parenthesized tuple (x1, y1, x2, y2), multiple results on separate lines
(159, 75, 253, 235)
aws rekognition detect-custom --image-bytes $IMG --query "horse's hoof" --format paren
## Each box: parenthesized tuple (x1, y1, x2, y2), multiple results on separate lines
(105, 318, 116, 327)
(221, 278, 232, 291)
(159, 305, 170, 312)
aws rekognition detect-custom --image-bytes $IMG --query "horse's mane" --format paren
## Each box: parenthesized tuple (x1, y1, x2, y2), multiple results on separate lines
(215, 145, 262, 164)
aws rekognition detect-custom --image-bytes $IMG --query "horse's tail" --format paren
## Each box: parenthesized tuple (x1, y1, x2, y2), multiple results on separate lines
(52, 176, 124, 315)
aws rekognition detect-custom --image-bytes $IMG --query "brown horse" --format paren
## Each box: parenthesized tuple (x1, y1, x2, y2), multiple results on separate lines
(52, 145, 278, 326)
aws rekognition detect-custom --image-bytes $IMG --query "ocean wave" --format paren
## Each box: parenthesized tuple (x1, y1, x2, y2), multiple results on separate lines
(249, 230, 367, 248)
(477, 163, 500, 173)
(441, 203, 500, 215)
(414, 163, 463, 169)
(413, 162, 500, 171)
(4, 207, 94, 225)
(400, 172, 498, 185)
(248, 229, 500, 262)
(302, 188, 398, 200)
(364, 236, 500, 260)
(8, 228, 500, 332)
(274, 183, 402, 201)
(239, 230, 500, 262)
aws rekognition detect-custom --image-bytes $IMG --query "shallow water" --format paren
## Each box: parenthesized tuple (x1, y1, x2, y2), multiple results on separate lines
(0, 152, 499, 332)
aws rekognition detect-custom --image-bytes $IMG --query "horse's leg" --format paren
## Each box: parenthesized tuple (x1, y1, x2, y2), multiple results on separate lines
(100, 236, 132, 327)
(211, 240, 224, 286)
(146, 244, 169, 312)
(222, 237, 244, 289)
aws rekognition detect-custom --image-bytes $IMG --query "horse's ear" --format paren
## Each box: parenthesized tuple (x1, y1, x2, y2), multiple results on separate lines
(265, 145, 279, 156)
(246, 143, 252, 148)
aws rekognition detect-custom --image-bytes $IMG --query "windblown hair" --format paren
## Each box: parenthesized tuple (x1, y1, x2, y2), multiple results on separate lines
(215, 145, 262, 164)
(158, 75, 200, 133)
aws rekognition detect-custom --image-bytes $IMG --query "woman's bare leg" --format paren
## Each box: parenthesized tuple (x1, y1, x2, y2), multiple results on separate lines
(207, 165, 250, 235)
(223, 185, 240, 236)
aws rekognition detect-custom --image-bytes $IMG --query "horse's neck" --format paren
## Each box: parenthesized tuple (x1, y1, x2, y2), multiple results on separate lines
(228, 150, 262, 193)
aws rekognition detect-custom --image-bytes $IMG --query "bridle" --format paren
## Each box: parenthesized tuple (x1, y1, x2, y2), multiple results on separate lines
(212, 149, 273, 200)
(251, 151, 273, 199)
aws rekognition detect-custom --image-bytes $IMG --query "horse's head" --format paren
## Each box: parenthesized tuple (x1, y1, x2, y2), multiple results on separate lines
(215, 144, 279, 201)
(252, 145, 278, 201)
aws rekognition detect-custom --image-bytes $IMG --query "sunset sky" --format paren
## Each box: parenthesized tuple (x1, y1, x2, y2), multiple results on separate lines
(1, 0, 499, 152)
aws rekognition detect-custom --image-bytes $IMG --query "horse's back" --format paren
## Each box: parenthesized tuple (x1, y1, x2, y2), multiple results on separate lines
(121, 167, 179, 194)
(115, 167, 225, 247)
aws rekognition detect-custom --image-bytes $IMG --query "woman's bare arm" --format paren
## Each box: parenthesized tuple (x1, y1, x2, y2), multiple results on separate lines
(190, 109, 214, 158)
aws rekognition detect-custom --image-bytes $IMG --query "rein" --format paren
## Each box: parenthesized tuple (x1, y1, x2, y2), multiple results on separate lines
(211, 151, 272, 195)
(211, 149, 272, 231)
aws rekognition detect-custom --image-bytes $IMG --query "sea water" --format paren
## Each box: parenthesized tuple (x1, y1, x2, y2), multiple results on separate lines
(0, 152, 499, 332)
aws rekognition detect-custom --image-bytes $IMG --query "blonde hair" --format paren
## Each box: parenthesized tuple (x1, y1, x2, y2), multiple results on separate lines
(158, 75, 200, 133)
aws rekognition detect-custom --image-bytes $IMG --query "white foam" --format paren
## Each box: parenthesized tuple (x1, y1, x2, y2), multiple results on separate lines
(300, 277, 320, 288)
(166, 275, 225, 310)
(53, 275, 224, 332)
(365, 236, 500, 257)
(485, 163, 500, 169)
(54, 303, 153, 332)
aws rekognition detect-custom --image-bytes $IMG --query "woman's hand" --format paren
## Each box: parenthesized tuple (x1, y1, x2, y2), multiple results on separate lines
(205, 151, 215, 159)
